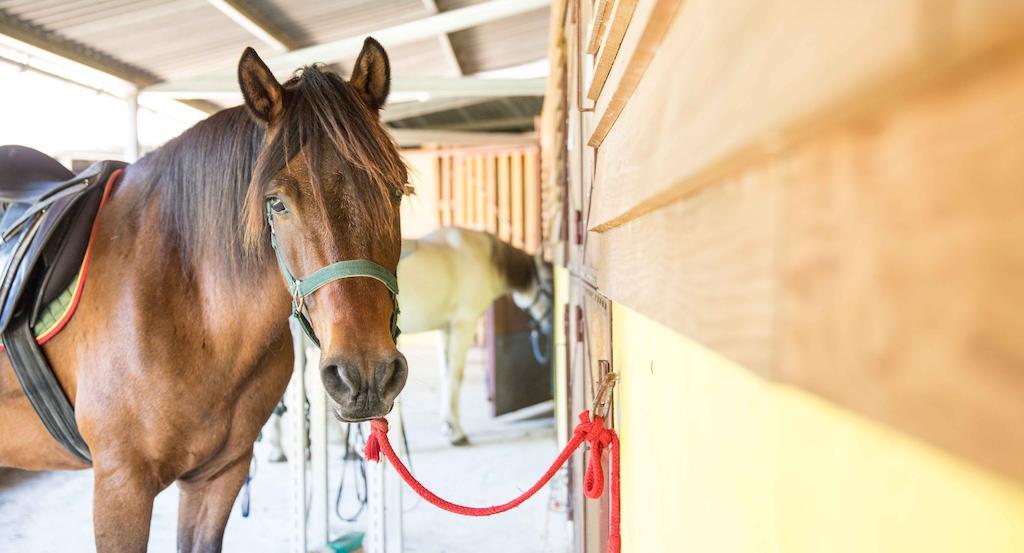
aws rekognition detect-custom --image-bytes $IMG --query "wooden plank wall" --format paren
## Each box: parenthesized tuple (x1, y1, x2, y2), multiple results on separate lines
(553, 0, 1024, 485)
(418, 145, 543, 253)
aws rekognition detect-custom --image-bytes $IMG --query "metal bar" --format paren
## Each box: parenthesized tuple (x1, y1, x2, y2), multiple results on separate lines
(143, 0, 551, 91)
(144, 76, 547, 99)
(287, 322, 308, 553)
(308, 342, 330, 550)
(383, 97, 486, 122)
(205, 0, 294, 52)
(125, 88, 139, 162)
(420, 0, 463, 76)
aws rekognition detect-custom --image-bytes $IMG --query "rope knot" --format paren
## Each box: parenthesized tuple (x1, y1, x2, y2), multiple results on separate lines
(364, 418, 389, 462)
(576, 410, 613, 499)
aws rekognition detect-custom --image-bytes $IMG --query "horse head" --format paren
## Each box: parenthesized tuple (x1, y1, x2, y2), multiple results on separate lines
(239, 40, 409, 422)
(512, 251, 554, 335)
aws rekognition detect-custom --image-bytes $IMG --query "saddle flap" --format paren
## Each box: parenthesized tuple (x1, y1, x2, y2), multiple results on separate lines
(0, 152, 124, 336)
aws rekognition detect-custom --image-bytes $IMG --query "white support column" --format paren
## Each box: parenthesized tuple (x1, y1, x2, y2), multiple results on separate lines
(125, 87, 139, 162)
(307, 343, 330, 550)
(288, 321, 308, 553)
(365, 402, 405, 553)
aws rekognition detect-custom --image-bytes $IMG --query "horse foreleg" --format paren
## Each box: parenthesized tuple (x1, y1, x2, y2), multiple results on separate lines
(92, 458, 161, 553)
(176, 450, 253, 553)
(440, 321, 474, 446)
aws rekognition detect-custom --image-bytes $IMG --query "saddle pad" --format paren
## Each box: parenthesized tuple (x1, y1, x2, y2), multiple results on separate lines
(0, 168, 121, 352)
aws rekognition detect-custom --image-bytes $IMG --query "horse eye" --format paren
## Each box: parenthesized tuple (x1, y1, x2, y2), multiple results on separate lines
(268, 197, 288, 215)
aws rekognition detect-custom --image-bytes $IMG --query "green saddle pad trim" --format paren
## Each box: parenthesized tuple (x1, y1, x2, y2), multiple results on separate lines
(32, 273, 79, 339)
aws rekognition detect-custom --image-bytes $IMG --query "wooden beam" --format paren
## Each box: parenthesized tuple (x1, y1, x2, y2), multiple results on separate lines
(206, 0, 298, 52)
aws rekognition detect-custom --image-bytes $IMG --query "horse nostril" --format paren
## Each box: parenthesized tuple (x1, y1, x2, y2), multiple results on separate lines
(323, 363, 361, 394)
(375, 352, 408, 398)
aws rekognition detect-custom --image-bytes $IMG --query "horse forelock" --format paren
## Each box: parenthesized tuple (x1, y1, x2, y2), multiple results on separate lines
(243, 66, 407, 250)
(138, 64, 407, 278)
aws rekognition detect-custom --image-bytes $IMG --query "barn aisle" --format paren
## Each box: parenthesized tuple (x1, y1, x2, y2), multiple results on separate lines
(0, 336, 570, 553)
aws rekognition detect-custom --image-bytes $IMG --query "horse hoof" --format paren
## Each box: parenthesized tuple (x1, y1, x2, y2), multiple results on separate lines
(450, 436, 470, 447)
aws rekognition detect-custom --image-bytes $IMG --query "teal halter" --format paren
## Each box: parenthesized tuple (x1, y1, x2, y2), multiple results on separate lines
(267, 203, 400, 347)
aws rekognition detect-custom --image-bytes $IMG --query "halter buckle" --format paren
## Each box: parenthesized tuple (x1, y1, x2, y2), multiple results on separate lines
(291, 282, 305, 314)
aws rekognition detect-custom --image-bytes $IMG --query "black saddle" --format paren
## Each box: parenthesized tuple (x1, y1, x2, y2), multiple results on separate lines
(0, 145, 125, 464)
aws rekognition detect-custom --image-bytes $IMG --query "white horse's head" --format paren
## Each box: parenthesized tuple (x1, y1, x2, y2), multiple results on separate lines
(512, 252, 554, 334)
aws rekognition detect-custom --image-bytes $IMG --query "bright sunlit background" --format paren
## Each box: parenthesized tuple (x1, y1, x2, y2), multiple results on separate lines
(0, 37, 205, 161)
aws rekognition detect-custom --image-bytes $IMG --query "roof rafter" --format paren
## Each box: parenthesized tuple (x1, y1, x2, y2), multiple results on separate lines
(205, 0, 298, 52)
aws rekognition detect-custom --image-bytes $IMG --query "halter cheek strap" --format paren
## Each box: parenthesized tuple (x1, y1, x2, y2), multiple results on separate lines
(267, 204, 401, 347)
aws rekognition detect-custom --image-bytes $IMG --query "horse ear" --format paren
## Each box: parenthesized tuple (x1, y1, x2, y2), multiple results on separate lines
(238, 47, 284, 124)
(349, 37, 391, 111)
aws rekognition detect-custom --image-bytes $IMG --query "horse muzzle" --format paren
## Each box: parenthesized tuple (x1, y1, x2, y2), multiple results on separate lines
(320, 351, 408, 421)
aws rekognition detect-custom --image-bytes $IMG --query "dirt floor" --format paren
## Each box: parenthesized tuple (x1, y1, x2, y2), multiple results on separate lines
(0, 334, 571, 553)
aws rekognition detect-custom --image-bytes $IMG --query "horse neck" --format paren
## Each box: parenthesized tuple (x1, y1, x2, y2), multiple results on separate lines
(115, 163, 293, 361)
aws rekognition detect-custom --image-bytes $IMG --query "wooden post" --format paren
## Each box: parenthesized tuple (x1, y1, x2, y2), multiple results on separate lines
(510, 152, 525, 248)
(485, 154, 498, 233)
(524, 147, 541, 252)
(498, 153, 511, 241)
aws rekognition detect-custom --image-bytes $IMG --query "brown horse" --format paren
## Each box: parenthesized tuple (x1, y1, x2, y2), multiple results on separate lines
(0, 39, 408, 552)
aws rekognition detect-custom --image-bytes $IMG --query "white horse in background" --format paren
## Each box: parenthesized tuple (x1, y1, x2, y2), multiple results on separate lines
(262, 227, 553, 457)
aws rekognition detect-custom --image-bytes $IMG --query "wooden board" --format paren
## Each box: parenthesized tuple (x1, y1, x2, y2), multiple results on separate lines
(588, 0, 1024, 232)
(586, 42, 1024, 483)
(586, 0, 639, 101)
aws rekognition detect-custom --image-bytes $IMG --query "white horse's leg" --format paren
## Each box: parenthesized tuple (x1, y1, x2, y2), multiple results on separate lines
(441, 321, 474, 446)
(261, 407, 287, 462)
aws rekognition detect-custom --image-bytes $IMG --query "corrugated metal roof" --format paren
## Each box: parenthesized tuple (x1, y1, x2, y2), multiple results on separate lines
(0, 0, 548, 130)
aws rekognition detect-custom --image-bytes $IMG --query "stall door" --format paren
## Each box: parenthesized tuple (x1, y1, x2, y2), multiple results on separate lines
(486, 296, 554, 416)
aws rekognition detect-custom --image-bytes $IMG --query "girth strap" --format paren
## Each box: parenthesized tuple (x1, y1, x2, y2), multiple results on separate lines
(2, 313, 91, 463)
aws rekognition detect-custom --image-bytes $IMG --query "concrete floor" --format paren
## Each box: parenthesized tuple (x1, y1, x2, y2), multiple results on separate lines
(0, 334, 572, 553)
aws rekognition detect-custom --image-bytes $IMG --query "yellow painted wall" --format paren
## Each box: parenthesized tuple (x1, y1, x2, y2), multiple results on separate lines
(612, 303, 1024, 553)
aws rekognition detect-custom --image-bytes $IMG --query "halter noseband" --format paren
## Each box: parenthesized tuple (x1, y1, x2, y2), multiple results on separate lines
(267, 202, 400, 347)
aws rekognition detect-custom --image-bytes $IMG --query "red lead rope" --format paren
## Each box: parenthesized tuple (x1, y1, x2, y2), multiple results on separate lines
(364, 410, 621, 553)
